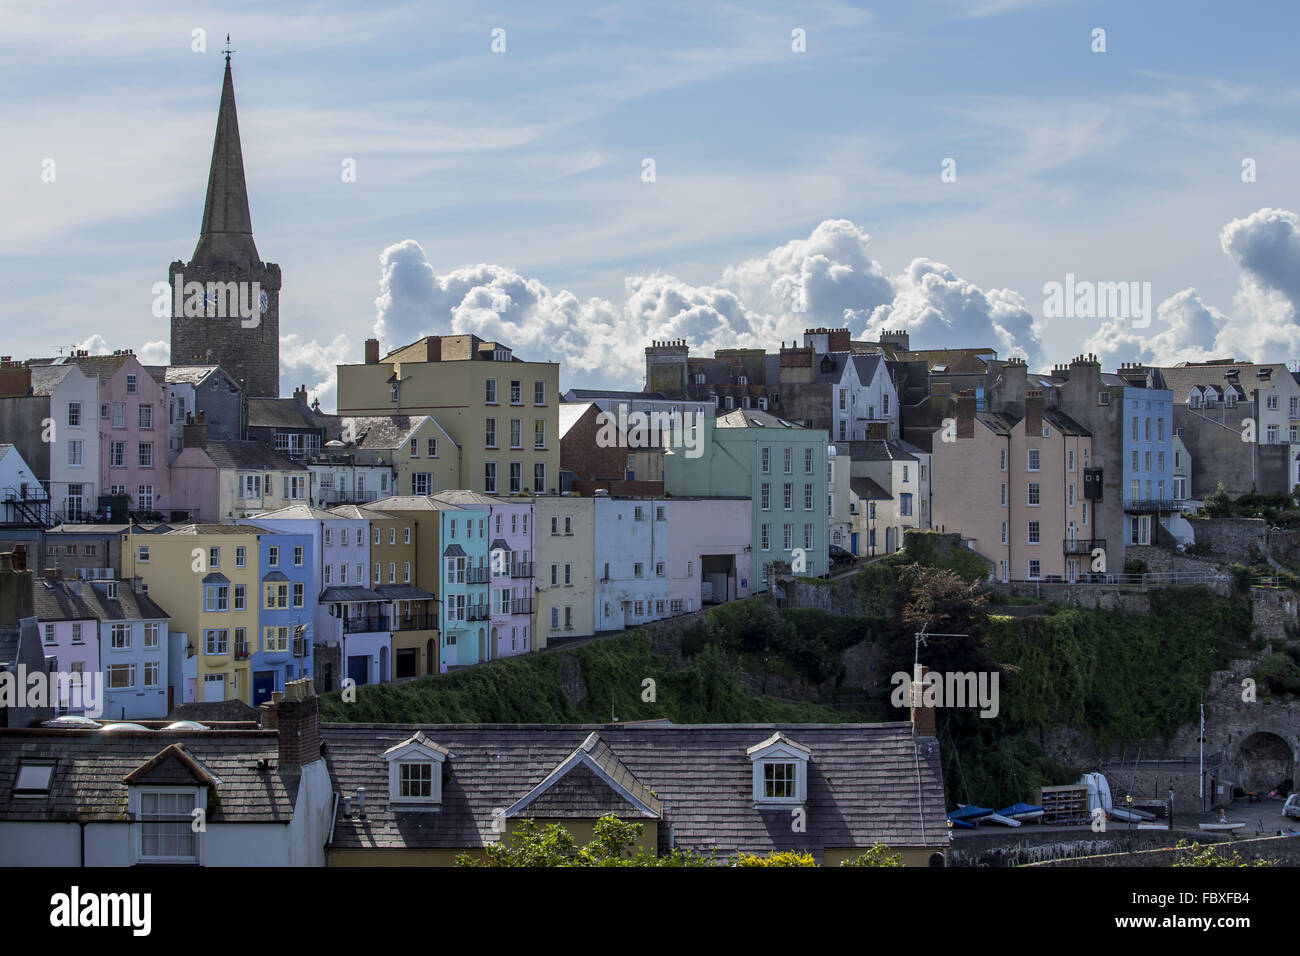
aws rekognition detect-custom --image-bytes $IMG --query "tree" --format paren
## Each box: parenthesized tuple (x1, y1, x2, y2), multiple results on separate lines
(839, 844, 905, 867)
(1170, 838, 1276, 867)
(456, 816, 713, 867)
(732, 851, 817, 866)
(1203, 482, 1232, 518)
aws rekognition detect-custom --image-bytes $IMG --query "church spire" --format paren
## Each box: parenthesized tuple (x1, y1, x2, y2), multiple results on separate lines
(192, 46, 260, 267)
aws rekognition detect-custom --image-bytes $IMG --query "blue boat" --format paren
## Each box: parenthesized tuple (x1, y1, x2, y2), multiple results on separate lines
(948, 805, 994, 828)
(997, 802, 1045, 822)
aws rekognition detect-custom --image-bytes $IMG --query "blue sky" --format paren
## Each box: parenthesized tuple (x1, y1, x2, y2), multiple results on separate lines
(3, 0, 1299, 410)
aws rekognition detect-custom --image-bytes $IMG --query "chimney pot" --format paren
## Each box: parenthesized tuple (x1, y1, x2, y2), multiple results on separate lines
(357, 787, 367, 818)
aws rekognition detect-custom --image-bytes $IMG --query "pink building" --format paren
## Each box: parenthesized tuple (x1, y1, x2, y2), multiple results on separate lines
(32, 574, 100, 714)
(72, 352, 171, 519)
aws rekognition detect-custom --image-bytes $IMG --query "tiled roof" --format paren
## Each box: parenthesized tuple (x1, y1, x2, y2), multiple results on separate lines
(0, 625, 19, 667)
(164, 523, 270, 535)
(323, 723, 948, 859)
(428, 491, 494, 507)
(716, 409, 801, 429)
(66, 579, 169, 622)
(203, 441, 306, 472)
(32, 578, 98, 622)
(565, 389, 671, 401)
(28, 365, 77, 396)
(337, 416, 437, 451)
(369, 496, 463, 512)
(850, 477, 892, 500)
(328, 505, 396, 520)
(319, 587, 384, 603)
(253, 504, 339, 521)
(848, 440, 916, 462)
(0, 730, 298, 822)
(247, 398, 321, 430)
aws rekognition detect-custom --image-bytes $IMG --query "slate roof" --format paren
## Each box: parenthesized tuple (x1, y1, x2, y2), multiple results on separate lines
(428, 491, 494, 507)
(47, 523, 172, 535)
(850, 477, 892, 501)
(337, 416, 441, 452)
(164, 523, 270, 535)
(848, 440, 916, 462)
(558, 403, 595, 439)
(32, 578, 98, 622)
(851, 353, 884, 384)
(322, 722, 949, 860)
(28, 365, 77, 396)
(1155, 362, 1289, 402)
(369, 496, 463, 512)
(65, 579, 169, 622)
(0, 729, 298, 822)
(329, 505, 396, 520)
(565, 389, 671, 401)
(0, 625, 21, 667)
(716, 409, 801, 429)
(247, 398, 320, 431)
(319, 587, 384, 603)
(254, 504, 339, 521)
(202, 441, 306, 472)
(374, 585, 435, 601)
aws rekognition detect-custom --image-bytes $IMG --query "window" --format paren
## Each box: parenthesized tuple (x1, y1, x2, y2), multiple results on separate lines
(410, 439, 419, 458)
(240, 474, 261, 499)
(43, 623, 55, 645)
(138, 443, 154, 467)
(764, 763, 796, 799)
(534, 381, 546, 405)
(107, 663, 135, 689)
(1028, 560, 1041, 580)
(534, 463, 546, 493)
(783, 524, 793, 550)
(1028, 521, 1040, 545)
(403, 562, 411, 583)
(485, 418, 497, 447)
(1001, 521, 1008, 544)
(1068, 449, 1076, 472)
(804, 524, 813, 549)
(139, 405, 153, 429)
(484, 462, 497, 493)
(510, 380, 522, 404)
(902, 465, 909, 483)
(485, 379, 498, 404)
(283, 475, 306, 499)
(783, 484, 793, 510)
(204, 585, 229, 612)
(209, 547, 220, 569)
(783, 448, 792, 474)
(803, 484, 813, 510)
(233, 585, 245, 610)
(293, 583, 305, 608)
(1069, 484, 1076, 507)
(204, 629, 229, 654)
(412, 472, 431, 495)
(235, 547, 246, 568)
(509, 418, 522, 449)
(1027, 449, 1040, 472)
(1000, 449, 1007, 471)
(534, 419, 545, 449)
(761, 483, 771, 510)
(1027, 483, 1040, 506)
(1000, 483, 1007, 506)
(110, 441, 125, 467)
(138, 791, 197, 862)
(67, 402, 82, 427)
(72, 622, 84, 644)
(565, 564, 573, 585)
(1268, 394, 1279, 411)
(111, 403, 125, 428)
(656, 561, 666, 577)
(137, 485, 154, 510)
(804, 448, 814, 474)
(269, 546, 279, 567)
(761, 447, 771, 474)
(125, 373, 137, 394)
(68, 441, 82, 466)
(15, 761, 55, 795)
(1267, 425, 1279, 444)
(900, 493, 913, 516)
(761, 523, 771, 551)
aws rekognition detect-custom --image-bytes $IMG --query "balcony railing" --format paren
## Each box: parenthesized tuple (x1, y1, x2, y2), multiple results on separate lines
(392, 611, 434, 632)
(1063, 537, 1106, 555)
(234, 643, 250, 660)
(293, 637, 307, 657)
(504, 597, 533, 615)
(324, 489, 381, 504)
(468, 604, 490, 621)
(467, 567, 490, 584)
(342, 614, 389, 634)
(510, 561, 533, 578)
(1125, 499, 1180, 513)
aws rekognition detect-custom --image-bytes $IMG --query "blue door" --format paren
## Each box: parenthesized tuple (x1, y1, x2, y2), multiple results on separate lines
(253, 671, 275, 706)
(348, 654, 368, 687)
(851, 532, 859, 555)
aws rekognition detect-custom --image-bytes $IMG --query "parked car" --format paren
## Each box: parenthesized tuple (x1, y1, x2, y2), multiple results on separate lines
(1284, 794, 1300, 820)
(828, 545, 857, 568)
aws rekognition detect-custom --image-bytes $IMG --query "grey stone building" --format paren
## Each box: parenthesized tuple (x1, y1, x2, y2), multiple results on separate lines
(169, 53, 281, 399)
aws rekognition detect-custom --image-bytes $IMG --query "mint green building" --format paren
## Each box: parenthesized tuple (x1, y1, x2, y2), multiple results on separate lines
(663, 410, 829, 588)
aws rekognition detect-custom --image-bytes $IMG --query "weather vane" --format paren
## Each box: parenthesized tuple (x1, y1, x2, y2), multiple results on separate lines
(223, 33, 235, 65)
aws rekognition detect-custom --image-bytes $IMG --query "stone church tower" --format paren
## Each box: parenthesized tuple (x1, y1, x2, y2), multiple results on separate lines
(169, 50, 281, 398)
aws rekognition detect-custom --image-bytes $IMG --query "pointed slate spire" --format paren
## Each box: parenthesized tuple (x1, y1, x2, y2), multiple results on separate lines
(191, 52, 260, 267)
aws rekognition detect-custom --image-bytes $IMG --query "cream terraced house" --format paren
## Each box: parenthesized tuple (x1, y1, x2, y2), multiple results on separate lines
(337, 336, 560, 498)
(533, 495, 595, 647)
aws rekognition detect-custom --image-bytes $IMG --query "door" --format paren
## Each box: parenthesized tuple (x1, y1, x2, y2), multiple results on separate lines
(425, 639, 434, 674)
(347, 654, 368, 687)
(203, 673, 225, 701)
(253, 671, 275, 706)
(477, 628, 487, 662)
(850, 532, 859, 555)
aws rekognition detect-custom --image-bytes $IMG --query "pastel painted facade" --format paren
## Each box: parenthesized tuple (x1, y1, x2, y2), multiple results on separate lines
(0, 443, 50, 525)
(123, 526, 264, 705)
(75, 578, 171, 719)
(146, 365, 243, 460)
(306, 453, 395, 509)
(664, 411, 828, 587)
(79, 353, 170, 519)
(171, 433, 309, 523)
(593, 497, 673, 633)
(931, 392, 1093, 582)
(36, 363, 101, 523)
(847, 439, 933, 555)
(667, 497, 753, 611)
(253, 531, 314, 705)
(336, 415, 461, 498)
(437, 501, 490, 667)
(1120, 385, 1175, 547)
(32, 577, 100, 715)
(826, 444, 852, 553)
(1173, 435, 1193, 507)
(433, 491, 535, 660)
(533, 496, 595, 646)
(337, 335, 561, 497)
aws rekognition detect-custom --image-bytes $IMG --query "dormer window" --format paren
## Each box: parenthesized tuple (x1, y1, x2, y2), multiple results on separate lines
(747, 732, 810, 806)
(384, 731, 451, 807)
(15, 760, 54, 796)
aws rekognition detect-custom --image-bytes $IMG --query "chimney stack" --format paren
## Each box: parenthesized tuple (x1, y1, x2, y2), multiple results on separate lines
(293, 384, 308, 406)
(0, 552, 35, 624)
(1025, 389, 1044, 435)
(911, 665, 937, 737)
(183, 410, 208, 451)
(274, 678, 321, 767)
(364, 339, 380, 365)
(955, 390, 976, 439)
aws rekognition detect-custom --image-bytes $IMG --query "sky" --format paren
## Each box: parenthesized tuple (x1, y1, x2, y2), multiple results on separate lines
(3, 0, 1299, 412)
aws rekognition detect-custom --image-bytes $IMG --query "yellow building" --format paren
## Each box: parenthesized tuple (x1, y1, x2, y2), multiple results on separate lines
(333, 503, 440, 679)
(337, 335, 560, 497)
(338, 415, 461, 498)
(532, 496, 595, 649)
(122, 524, 264, 704)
